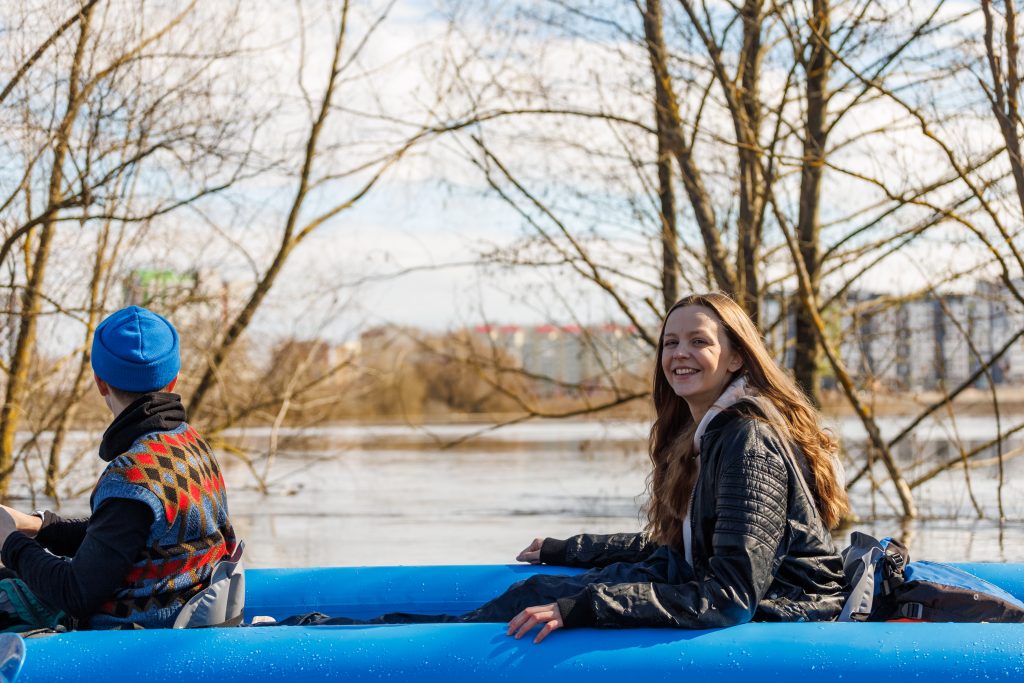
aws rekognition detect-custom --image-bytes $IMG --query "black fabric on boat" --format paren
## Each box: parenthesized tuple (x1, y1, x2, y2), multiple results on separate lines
(264, 548, 695, 626)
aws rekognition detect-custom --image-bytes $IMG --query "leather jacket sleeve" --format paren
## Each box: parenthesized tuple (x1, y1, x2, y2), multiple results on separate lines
(556, 420, 789, 628)
(540, 533, 659, 568)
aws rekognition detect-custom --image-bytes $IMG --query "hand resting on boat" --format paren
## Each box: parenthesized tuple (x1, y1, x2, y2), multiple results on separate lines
(516, 538, 544, 564)
(507, 602, 563, 644)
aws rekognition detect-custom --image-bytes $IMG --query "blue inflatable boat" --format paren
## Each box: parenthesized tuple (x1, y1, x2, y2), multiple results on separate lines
(14, 563, 1024, 682)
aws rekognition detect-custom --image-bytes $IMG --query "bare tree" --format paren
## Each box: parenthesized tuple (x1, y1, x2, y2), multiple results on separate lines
(0, 1, 97, 493)
(185, 0, 477, 424)
(430, 0, 1024, 520)
(0, 0, 256, 496)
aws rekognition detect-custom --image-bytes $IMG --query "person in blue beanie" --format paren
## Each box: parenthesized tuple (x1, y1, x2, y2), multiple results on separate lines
(0, 305, 240, 630)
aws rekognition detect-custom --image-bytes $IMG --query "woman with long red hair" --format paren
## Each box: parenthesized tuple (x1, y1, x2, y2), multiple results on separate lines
(505, 292, 848, 642)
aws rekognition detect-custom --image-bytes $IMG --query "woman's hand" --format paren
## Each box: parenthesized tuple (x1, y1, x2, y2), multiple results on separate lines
(507, 603, 563, 644)
(516, 537, 544, 564)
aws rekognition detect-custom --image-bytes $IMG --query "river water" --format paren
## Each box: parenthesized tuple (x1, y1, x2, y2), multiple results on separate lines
(11, 417, 1024, 567)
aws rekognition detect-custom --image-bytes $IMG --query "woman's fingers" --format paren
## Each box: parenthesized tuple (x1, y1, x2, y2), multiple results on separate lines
(506, 607, 532, 635)
(516, 549, 540, 563)
(514, 614, 540, 640)
(506, 611, 525, 635)
(515, 538, 544, 563)
(506, 607, 542, 636)
(533, 619, 560, 644)
(506, 603, 562, 644)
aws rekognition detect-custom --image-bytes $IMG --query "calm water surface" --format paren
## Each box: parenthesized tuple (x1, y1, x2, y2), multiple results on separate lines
(11, 417, 1024, 567)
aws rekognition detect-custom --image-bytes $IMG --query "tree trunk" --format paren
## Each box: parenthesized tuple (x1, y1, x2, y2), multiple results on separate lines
(657, 131, 679, 312)
(641, 0, 737, 299)
(736, 0, 765, 324)
(982, 0, 1024, 219)
(793, 0, 831, 405)
(0, 3, 94, 497)
(45, 222, 110, 497)
(650, 2, 679, 312)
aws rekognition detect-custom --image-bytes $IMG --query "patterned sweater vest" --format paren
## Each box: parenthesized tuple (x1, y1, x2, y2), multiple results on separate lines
(89, 422, 236, 629)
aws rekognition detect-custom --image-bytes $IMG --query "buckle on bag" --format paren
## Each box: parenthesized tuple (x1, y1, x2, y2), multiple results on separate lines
(899, 603, 924, 620)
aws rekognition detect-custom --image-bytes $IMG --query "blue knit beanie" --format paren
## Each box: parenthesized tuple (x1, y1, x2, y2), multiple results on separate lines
(91, 305, 180, 393)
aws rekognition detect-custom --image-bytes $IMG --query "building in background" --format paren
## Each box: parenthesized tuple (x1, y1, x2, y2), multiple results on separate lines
(122, 267, 242, 335)
(122, 268, 199, 308)
(125, 266, 1021, 397)
(978, 279, 1024, 385)
(472, 322, 648, 394)
(832, 280, 1024, 391)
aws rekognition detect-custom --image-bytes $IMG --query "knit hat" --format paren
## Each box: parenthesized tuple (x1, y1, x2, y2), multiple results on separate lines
(91, 305, 180, 393)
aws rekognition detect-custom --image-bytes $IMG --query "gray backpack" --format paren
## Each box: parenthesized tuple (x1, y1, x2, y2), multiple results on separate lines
(838, 532, 1024, 623)
(172, 540, 245, 628)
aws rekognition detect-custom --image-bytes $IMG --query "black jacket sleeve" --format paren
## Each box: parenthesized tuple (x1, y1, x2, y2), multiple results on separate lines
(541, 533, 659, 568)
(34, 513, 89, 557)
(1, 499, 153, 619)
(556, 419, 789, 629)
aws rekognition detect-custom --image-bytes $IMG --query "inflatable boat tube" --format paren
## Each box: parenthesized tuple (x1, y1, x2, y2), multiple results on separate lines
(17, 563, 1024, 683)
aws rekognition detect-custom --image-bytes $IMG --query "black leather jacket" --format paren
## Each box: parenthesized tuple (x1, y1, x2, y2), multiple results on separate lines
(540, 400, 847, 629)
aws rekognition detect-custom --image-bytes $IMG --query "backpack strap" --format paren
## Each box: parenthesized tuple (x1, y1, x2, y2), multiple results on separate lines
(880, 538, 909, 596)
(838, 532, 885, 622)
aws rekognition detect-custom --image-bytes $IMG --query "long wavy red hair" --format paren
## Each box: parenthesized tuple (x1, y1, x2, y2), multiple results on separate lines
(645, 292, 848, 547)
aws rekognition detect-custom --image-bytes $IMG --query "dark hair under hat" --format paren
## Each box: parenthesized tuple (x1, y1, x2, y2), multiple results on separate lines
(91, 305, 180, 393)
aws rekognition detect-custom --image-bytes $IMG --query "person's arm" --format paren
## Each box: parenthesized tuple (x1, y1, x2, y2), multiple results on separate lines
(0, 505, 88, 557)
(533, 533, 659, 568)
(1, 499, 153, 618)
(511, 421, 789, 638)
(35, 513, 90, 557)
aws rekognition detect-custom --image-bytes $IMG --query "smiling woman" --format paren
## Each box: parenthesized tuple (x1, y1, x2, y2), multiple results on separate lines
(502, 292, 850, 641)
(283, 292, 850, 643)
